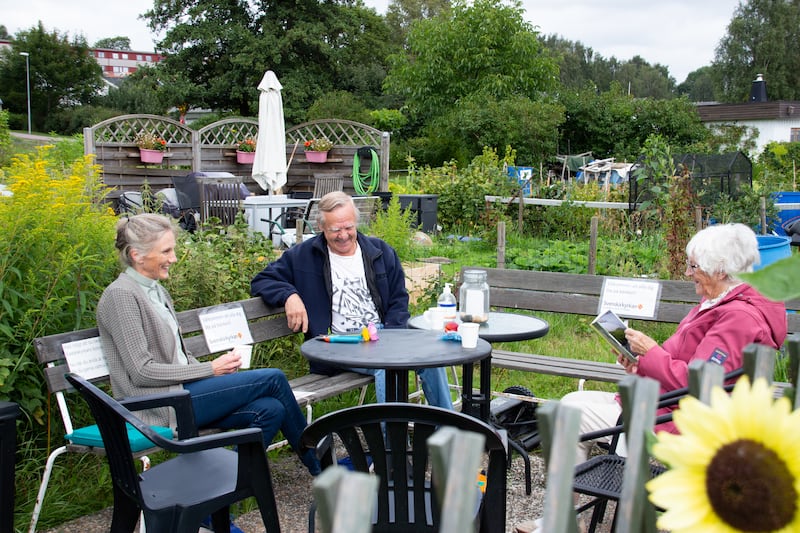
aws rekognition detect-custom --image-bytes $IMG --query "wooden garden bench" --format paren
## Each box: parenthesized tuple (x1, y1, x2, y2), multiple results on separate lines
(29, 296, 372, 532)
(467, 267, 800, 390)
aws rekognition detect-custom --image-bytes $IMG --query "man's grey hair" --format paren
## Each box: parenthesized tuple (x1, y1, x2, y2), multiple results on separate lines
(686, 223, 759, 276)
(315, 191, 361, 230)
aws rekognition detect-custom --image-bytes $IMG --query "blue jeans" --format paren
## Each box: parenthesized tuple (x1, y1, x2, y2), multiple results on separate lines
(184, 368, 320, 474)
(348, 366, 453, 409)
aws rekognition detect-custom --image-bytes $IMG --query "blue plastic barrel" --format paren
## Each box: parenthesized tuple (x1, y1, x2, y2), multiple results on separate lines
(755, 235, 792, 270)
(772, 192, 800, 236)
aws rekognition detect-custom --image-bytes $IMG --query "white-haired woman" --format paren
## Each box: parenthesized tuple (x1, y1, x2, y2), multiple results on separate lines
(562, 223, 787, 461)
(97, 213, 320, 475)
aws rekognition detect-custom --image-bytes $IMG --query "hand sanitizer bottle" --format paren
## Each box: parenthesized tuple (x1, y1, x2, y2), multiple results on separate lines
(437, 283, 457, 320)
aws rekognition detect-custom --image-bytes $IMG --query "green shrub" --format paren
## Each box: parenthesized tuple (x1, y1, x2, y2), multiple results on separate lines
(163, 215, 278, 309)
(0, 147, 119, 421)
(409, 147, 517, 233)
(0, 111, 11, 166)
(366, 195, 417, 262)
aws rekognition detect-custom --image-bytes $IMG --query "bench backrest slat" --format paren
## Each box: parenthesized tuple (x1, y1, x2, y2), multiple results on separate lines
(473, 267, 800, 332)
(35, 296, 291, 396)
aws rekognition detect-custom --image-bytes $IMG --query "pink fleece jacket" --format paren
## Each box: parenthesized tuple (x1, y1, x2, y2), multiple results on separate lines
(633, 284, 787, 434)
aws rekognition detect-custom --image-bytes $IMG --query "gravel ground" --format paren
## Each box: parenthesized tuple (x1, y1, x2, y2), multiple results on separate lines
(41, 450, 614, 533)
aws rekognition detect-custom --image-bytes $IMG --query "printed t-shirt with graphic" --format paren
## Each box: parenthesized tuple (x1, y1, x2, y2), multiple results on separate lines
(329, 244, 379, 333)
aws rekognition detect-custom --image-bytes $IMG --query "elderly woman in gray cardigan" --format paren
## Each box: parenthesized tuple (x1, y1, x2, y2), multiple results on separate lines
(96, 213, 320, 475)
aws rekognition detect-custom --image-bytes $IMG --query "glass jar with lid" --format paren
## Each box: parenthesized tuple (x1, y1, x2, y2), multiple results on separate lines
(459, 269, 489, 323)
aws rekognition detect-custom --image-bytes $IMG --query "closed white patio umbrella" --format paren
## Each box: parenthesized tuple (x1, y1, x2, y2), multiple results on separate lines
(252, 70, 287, 193)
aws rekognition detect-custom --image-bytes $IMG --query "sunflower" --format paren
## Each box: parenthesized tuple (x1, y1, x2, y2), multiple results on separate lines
(647, 376, 800, 532)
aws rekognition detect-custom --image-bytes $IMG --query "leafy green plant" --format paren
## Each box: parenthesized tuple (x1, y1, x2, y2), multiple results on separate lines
(0, 147, 119, 421)
(164, 215, 277, 309)
(408, 147, 517, 233)
(366, 195, 417, 262)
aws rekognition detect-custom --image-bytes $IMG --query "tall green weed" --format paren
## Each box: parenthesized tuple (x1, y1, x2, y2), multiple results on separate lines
(0, 147, 118, 422)
(367, 195, 417, 262)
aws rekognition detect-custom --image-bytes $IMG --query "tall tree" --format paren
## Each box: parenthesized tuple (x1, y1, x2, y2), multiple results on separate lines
(714, 0, 800, 101)
(93, 37, 133, 50)
(677, 66, 719, 102)
(144, 0, 393, 123)
(0, 23, 102, 131)
(614, 56, 676, 99)
(557, 83, 707, 160)
(384, 0, 559, 123)
(385, 0, 451, 47)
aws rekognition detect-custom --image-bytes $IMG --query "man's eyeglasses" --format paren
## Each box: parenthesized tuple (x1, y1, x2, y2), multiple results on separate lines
(686, 262, 700, 273)
(324, 224, 356, 235)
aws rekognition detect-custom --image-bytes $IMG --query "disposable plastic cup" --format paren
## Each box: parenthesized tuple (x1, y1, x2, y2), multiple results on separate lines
(459, 323, 480, 349)
(233, 344, 253, 369)
(423, 307, 446, 330)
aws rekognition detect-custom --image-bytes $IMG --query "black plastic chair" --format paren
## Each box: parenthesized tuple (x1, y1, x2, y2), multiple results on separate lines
(300, 403, 507, 533)
(64, 373, 281, 533)
(572, 366, 744, 532)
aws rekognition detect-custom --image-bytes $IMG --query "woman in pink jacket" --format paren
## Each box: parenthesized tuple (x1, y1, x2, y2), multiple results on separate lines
(562, 223, 788, 462)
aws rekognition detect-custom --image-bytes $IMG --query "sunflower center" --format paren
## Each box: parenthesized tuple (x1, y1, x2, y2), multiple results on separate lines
(706, 439, 797, 531)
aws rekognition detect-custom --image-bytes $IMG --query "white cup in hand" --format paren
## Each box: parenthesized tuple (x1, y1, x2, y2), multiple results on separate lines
(458, 323, 480, 349)
(233, 344, 253, 369)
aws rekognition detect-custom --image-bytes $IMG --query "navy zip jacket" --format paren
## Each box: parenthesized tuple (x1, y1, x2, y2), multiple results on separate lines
(250, 232, 410, 374)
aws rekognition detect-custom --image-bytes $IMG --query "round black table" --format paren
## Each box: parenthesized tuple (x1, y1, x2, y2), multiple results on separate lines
(408, 311, 549, 342)
(300, 329, 492, 404)
(408, 311, 550, 420)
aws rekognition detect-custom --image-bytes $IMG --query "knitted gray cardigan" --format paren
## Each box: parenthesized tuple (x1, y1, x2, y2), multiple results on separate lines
(96, 272, 214, 427)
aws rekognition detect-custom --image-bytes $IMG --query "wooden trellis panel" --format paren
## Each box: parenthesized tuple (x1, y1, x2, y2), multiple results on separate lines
(84, 116, 389, 205)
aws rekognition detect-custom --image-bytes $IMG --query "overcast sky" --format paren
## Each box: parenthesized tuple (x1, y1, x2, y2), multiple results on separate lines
(5, 0, 742, 83)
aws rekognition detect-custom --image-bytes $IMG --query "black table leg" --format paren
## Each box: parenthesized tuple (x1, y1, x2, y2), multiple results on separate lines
(479, 355, 492, 421)
(385, 369, 409, 402)
(460, 362, 477, 418)
(460, 356, 492, 421)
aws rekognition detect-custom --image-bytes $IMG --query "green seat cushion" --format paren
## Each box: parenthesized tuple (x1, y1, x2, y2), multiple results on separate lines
(66, 423, 173, 452)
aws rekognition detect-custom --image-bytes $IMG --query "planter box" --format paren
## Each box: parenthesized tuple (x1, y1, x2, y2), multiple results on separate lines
(305, 150, 329, 163)
(139, 148, 164, 164)
(236, 150, 256, 164)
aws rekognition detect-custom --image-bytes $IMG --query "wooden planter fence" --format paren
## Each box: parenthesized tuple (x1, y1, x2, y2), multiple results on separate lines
(84, 115, 390, 205)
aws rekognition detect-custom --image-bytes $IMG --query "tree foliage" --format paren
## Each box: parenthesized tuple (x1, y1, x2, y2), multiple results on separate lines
(384, 0, 559, 123)
(0, 23, 103, 131)
(714, 0, 800, 102)
(385, 0, 451, 46)
(540, 35, 676, 98)
(677, 66, 719, 102)
(144, 0, 394, 123)
(557, 84, 708, 160)
(93, 36, 132, 50)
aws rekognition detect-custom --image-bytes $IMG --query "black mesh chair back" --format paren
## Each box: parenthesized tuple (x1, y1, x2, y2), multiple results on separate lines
(171, 174, 202, 211)
(301, 403, 507, 533)
(573, 366, 744, 532)
(65, 373, 281, 533)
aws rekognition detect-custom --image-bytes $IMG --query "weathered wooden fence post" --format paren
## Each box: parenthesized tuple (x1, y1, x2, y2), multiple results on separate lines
(497, 221, 506, 269)
(615, 375, 659, 533)
(312, 466, 378, 533)
(537, 400, 582, 533)
(428, 426, 486, 533)
(588, 215, 598, 275)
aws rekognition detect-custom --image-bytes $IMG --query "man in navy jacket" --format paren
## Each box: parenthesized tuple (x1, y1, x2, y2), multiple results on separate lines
(250, 192, 452, 408)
